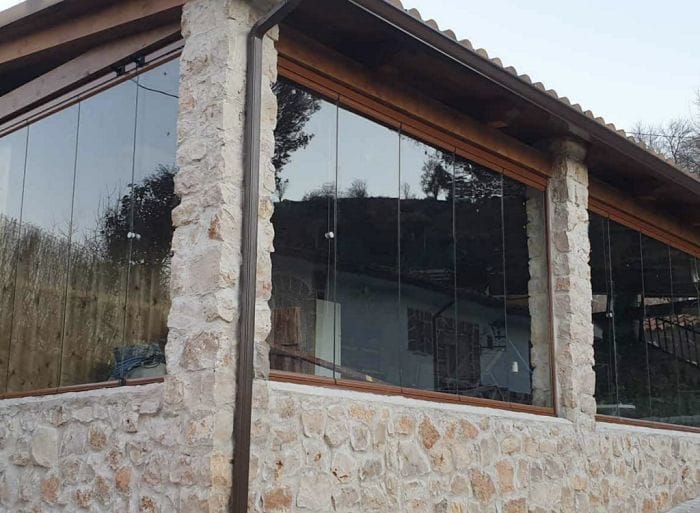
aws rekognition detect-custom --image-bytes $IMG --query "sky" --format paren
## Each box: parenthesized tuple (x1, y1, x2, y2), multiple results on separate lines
(1, 0, 698, 132)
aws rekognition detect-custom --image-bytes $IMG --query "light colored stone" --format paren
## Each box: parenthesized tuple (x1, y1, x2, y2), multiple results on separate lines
(31, 426, 58, 468)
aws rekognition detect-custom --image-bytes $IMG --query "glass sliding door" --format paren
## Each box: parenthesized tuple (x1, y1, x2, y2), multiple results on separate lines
(269, 76, 553, 407)
(591, 213, 700, 427)
(398, 136, 455, 392)
(336, 107, 400, 385)
(269, 79, 338, 377)
(8, 106, 80, 391)
(0, 128, 28, 390)
(124, 60, 180, 369)
(454, 157, 506, 400)
(0, 57, 179, 393)
(60, 80, 137, 386)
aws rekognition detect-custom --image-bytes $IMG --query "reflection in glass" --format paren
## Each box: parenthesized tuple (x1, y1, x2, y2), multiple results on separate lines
(124, 61, 180, 361)
(0, 58, 179, 392)
(590, 213, 617, 412)
(336, 107, 400, 385)
(399, 137, 455, 392)
(8, 106, 79, 391)
(269, 80, 336, 377)
(269, 78, 552, 406)
(609, 223, 649, 418)
(592, 214, 700, 427)
(60, 80, 137, 386)
(504, 181, 550, 406)
(454, 158, 506, 402)
(668, 248, 700, 419)
(0, 128, 28, 390)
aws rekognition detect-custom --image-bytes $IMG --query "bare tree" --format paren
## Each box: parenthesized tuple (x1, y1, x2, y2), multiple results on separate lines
(631, 91, 700, 176)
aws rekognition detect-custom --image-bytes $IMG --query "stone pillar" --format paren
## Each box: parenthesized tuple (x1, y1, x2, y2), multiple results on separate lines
(547, 138, 596, 427)
(526, 189, 551, 407)
(166, 0, 278, 510)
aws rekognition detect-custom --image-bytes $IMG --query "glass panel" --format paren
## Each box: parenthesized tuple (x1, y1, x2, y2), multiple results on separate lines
(642, 235, 678, 420)
(269, 80, 337, 377)
(590, 213, 618, 414)
(336, 107, 400, 385)
(453, 156, 506, 400)
(8, 106, 79, 392)
(0, 127, 28, 390)
(503, 179, 550, 406)
(607, 221, 649, 419)
(59, 80, 138, 386)
(398, 135, 455, 392)
(668, 248, 700, 426)
(122, 61, 180, 378)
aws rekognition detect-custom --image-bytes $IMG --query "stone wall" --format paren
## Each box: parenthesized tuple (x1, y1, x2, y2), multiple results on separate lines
(248, 380, 700, 513)
(0, 0, 280, 511)
(0, 385, 181, 512)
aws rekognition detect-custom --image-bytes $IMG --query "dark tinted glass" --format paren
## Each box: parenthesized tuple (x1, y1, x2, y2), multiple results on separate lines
(608, 222, 648, 419)
(399, 136, 455, 392)
(269, 81, 337, 377)
(503, 180, 550, 406)
(591, 214, 700, 427)
(668, 248, 700, 421)
(270, 78, 552, 406)
(454, 157, 507, 400)
(590, 213, 617, 411)
(336, 107, 400, 385)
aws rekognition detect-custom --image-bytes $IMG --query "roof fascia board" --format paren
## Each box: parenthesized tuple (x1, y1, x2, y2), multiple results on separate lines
(0, 0, 65, 31)
(0, 0, 185, 68)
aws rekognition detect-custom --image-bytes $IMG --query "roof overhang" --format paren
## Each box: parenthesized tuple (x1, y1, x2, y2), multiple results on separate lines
(282, 0, 700, 228)
(1, 0, 699, 228)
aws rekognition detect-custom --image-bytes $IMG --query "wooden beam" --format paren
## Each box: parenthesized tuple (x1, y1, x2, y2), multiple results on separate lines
(0, 23, 180, 123)
(0, 0, 184, 67)
(589, 177, 700, 258)
(277, 26, 552, 182)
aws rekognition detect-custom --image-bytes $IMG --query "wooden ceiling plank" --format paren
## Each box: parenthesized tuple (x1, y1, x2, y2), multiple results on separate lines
(0, 0, 184, 67)
(0, 23, 181, 123)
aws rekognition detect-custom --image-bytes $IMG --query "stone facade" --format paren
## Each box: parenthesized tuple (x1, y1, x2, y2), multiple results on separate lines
(0, 1, 699, 513)
(0, 0, 280, 512)
(248, 381, 700, 513)
(546, 138, 596, 427)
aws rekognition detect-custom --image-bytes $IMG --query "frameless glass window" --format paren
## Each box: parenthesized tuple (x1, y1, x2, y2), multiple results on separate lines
(399, 138, 455, 392)
(60, 80, 137, 386)
(124, 60, 179, 364)
(0, 127, 28, 390)
(268, 81, 337, 377)
(270, 77, 553, 407)
(590, 213, 617, 411)
(503, 180, 550, 406)
(609, 223, 648, 419)
(453, 158, 506, 399)
(591, 213, 700, 427)
(8, 106, 79, 391)
(668, 247, 699, 420)
(0, 58, 179, 393)
(336, 107, 400, 385)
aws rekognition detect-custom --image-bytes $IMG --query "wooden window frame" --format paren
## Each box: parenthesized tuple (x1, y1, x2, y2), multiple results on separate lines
(0, 42, 182, 401)
(271, 40, 558, 417)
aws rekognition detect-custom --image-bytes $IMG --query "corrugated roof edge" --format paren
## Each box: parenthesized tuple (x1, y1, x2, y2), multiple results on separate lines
(385, 0, 699, 182)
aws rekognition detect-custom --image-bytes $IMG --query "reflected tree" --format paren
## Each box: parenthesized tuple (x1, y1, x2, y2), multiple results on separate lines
(101, 165, 179, 265)
(273, 81, 321, 198)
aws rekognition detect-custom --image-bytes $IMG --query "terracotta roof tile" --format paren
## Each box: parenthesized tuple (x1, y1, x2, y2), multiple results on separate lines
(383, 0, 697, 178)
